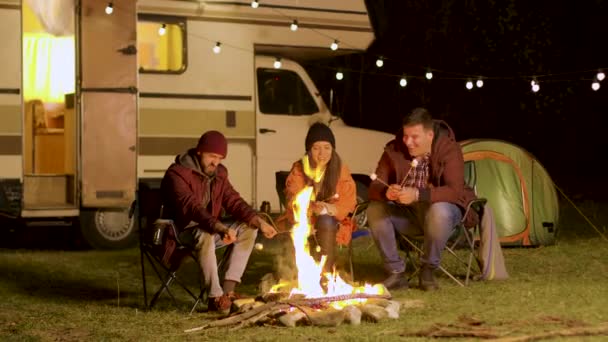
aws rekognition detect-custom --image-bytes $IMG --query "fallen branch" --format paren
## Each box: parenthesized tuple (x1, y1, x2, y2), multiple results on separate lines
(281, 293, 391, 307)
(184, 302, 280, 332)
(229, 305, 290, 331)
(400, 324, 500, 339)
(491, 322, 608, 342)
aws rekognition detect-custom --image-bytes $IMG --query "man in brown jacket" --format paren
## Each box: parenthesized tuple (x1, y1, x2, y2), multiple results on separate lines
(160, 130, 277, 313)
(367, 108, 476, 291)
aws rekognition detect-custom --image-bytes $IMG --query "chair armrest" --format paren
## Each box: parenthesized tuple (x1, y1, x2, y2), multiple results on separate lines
(462, 198, 487, 223)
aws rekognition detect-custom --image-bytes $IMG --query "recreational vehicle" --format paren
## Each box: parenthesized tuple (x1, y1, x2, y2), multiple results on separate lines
(0, 0, 392, 249)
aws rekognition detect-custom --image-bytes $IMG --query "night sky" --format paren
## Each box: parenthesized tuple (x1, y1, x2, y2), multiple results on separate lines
(304, 0, 608, 200)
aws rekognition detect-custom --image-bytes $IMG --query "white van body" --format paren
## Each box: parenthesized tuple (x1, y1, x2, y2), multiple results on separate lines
(0, 0, 393, 249)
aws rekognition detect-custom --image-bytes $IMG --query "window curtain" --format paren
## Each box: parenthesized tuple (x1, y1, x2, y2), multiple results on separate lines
(23, 33, 75, 103)
(25, 0, 74, 36)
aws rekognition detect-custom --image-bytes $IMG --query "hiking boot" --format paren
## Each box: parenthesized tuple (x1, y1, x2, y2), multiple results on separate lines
(208, 294, 232, 314)
(419, 266, 439, 291)
(382, 271, 408, 290)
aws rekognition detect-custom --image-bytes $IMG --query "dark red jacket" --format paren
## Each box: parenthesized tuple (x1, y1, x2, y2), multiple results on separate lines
(160, 149, 258, 233)
(369, 120, 478, 226)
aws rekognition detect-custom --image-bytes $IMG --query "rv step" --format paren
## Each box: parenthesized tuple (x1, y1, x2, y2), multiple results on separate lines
(23, 175, 75, 208)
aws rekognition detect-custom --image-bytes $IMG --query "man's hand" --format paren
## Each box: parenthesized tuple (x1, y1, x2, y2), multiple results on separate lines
(258, 219, 278, 239)
(222, 228, 237, 244)
(386, 184, 402, 201)
(396, 187, 418, 205)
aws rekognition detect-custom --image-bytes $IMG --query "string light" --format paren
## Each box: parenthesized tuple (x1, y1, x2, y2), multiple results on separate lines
(330, 40, 339, 51)
(130, 6, 606, 94)
(158, 24, 166, 36)
(212, 42, 221, 54)
(290, 20, 298, 31)
(105, 2, 113, 15)
(531, 79, 540, 92)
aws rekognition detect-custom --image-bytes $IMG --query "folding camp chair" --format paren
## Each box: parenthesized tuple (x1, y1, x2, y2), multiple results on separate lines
(398, 198, 487, 287)
(138, 182, 233, 313)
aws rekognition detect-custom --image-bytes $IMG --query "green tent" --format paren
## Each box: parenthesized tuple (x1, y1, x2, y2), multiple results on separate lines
(461, 139, 559, 246)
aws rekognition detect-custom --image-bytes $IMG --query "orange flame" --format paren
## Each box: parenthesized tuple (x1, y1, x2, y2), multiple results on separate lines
(271, 157, 385, 309)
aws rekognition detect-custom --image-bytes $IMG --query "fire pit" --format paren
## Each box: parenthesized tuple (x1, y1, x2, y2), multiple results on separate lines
(186, 185, 401, 331)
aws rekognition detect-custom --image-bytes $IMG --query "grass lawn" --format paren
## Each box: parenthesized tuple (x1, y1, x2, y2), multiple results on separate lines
(0, 201, 607, 341)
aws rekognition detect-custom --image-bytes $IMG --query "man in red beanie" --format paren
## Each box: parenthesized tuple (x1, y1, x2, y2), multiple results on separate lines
(160, 130, 277, 314)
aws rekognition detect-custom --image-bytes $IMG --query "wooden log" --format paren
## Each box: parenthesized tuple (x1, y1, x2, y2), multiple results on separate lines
(343, 306, 362, 325)
(384, 300, 400, 319)
(308, 309, 346, 327)
(233, 298, 256, 312)
(185, 302, 281, 332)
(361, 304, 388, 323)
(278, 310, 307, 327)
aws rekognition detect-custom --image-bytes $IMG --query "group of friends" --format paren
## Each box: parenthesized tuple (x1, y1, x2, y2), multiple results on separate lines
(159, 107, 480, 314)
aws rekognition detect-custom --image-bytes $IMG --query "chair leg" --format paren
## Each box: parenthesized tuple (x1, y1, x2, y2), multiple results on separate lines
(348, 241, 354, 282)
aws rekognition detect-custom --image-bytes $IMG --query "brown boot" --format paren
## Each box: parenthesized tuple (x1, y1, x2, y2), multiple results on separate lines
(208, 293, 232, 314)
(419, 266, 439, 291)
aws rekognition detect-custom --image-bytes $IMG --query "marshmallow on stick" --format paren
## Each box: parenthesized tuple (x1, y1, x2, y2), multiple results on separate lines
(399, 158, 419, 187)
(370, 173, 390, 188)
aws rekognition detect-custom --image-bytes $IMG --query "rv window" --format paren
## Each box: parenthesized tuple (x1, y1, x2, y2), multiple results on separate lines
(137, 17, 186, 74)
(257, 68, 319, 115)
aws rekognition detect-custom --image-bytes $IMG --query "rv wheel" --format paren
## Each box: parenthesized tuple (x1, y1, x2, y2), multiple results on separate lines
(354, 181, 368, 229)
(80, 205, 137, 249)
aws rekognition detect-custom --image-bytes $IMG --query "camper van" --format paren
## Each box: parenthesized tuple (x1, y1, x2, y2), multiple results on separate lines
(0, 0, 393, 249)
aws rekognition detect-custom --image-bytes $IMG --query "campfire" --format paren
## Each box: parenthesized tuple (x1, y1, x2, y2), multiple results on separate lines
(186, 184, 401, 331)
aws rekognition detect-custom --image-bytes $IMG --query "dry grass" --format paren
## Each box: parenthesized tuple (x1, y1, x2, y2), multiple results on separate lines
(0, 200, 607, 341)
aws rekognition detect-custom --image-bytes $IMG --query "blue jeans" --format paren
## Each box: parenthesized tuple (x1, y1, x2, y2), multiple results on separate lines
(366, 200, 462, 273)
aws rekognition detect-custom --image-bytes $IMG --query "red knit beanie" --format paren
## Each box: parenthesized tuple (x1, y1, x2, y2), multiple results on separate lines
(196, 130, 227, 157)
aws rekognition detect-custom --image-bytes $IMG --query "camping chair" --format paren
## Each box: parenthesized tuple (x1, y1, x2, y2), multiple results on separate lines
(138, 182, 233, 314)
(398, 198, 487, 287)
(347, 200, 372, 281)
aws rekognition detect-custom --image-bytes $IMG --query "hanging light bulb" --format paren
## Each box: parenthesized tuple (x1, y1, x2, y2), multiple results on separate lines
(105, 2, 113, 15)
(597, 71, 605, 82)
(531, 79, 537, 87)
(476, 78, 484, 88)
(158, 24, 167, 36)
(212, 42, 221, 54)
(251, 0, 259, 8)
(532, 80, 540, 92)
(273, 57, 282, 69)
(399, 77, 407, 87)
(290, 20, 298, 31)
(336, 71, 344, 80)
(466, 80, 473, 90)
(425, 70, 433, 80)
(376, 57, 384, 68)
(592, 80, 600, 91)
(330, 40, 339, 51)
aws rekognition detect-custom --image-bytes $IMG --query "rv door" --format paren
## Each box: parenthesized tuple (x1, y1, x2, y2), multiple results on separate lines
(254, 56, 329, 211)
(78, 0, 137, 208)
